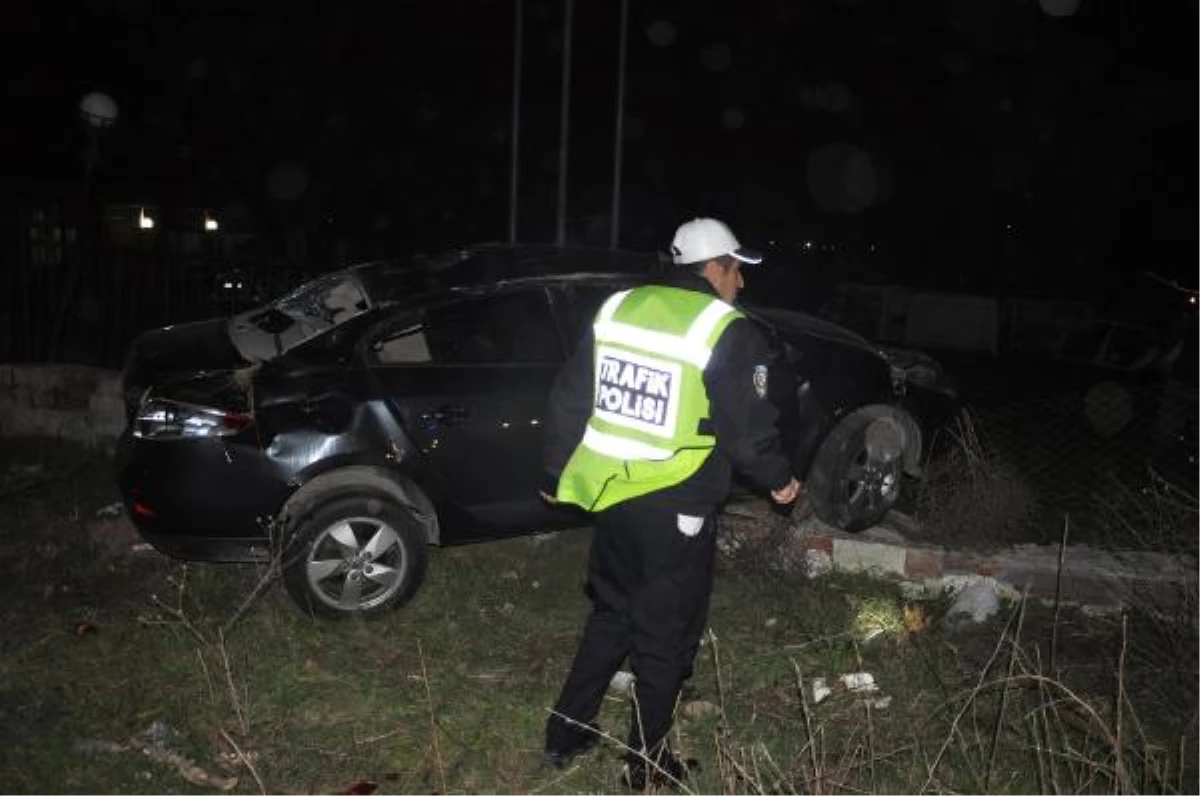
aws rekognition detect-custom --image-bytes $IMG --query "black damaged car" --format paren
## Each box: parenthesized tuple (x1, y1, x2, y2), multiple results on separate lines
(116, 245, 956, 618)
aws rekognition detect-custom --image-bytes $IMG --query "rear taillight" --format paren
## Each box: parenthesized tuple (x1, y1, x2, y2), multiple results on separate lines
(133, 398, 253, 440)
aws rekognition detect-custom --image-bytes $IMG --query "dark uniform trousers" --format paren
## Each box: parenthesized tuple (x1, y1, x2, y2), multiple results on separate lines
(545, 494, 717, 760)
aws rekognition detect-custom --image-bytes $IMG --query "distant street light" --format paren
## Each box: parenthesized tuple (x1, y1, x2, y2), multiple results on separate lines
(79, 92, 119, 129)
(52, 91, 119, 358)
(78, 92, 118, 181)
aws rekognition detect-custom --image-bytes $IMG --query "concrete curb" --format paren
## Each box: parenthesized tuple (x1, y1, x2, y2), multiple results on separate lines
(790, 512, 1197, 609)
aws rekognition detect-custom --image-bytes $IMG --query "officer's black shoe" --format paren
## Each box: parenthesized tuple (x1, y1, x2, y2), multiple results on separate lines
(620, 751, 696, 792)
(541, 722, 602, 769)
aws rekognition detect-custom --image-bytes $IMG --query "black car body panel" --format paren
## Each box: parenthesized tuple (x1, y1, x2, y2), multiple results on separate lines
(116, 245, 957, 571)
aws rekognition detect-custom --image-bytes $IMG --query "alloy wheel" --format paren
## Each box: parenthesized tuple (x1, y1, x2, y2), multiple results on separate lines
(304, 516, 409, 612)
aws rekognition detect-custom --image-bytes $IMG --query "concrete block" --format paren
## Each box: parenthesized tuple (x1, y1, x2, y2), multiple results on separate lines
(9, 382, 32, 409)
(832, 537, 906, 576)
(0, 398, 16, 435)
(0, 403, 36, 436)
(0, 364, 123, 447)
(95, 375, 122, 399)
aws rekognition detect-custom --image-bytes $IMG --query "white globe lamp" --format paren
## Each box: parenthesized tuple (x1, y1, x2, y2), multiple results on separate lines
(79, 92, 119, 129)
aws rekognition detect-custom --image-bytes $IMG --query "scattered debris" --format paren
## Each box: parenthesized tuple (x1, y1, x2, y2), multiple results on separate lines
(73, 739, 125, 757)
(95, 502, 124, 519)
(804, 547, 833, 578)
(72, 720, 239, 791)
(810, 671, 892, 710)
(902, 604, 929, 634)
(132, 720, 184, 751)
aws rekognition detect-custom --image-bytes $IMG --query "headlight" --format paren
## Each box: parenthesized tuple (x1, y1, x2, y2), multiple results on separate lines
(133, 398, 253, 440)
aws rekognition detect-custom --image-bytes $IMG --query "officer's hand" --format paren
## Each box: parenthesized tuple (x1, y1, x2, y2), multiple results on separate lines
(539, 491, 559, 505)
(770, 477, 802, 505)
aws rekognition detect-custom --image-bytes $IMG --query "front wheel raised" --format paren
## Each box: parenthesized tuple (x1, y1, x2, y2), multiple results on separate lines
(807, 411, 907, 532)
(282, 494, 428, 620)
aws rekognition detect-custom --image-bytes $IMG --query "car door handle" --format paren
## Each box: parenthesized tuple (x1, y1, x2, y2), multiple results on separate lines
(420, 404, 470, 426)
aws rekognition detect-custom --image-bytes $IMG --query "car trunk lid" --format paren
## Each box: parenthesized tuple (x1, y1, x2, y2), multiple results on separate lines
(121, 317, 251, 420)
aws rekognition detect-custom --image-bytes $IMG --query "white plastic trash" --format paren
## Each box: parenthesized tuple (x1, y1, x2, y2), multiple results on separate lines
(945, 578, 1002, 625)
(609, 670, 636, 697)
(839, 672, 879, 693)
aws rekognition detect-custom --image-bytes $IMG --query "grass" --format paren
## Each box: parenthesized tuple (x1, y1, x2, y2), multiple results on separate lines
(0, 437, 1196, 794)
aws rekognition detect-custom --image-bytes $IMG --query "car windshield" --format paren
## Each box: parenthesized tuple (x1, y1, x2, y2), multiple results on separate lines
(227, 271, 371, 361)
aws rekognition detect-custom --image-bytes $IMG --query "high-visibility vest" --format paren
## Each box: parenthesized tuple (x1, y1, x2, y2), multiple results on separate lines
(555, 285, 742, 512)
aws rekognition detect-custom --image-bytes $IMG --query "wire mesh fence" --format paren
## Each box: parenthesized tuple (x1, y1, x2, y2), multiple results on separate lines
(1, 244, 318, 369)
(912, 374, 1198, 553)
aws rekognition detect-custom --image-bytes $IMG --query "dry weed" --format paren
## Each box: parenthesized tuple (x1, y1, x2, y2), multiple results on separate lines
(914, 409, 1039, 548)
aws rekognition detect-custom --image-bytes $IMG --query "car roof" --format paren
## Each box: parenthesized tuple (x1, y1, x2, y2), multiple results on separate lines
(348, 243, 662, 304)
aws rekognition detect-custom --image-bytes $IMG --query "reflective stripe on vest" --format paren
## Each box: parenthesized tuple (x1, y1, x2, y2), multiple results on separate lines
(593, 289, 736, 370)
(581, 425, 675, 461)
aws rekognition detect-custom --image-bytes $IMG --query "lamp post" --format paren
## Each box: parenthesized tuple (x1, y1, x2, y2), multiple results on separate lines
(554, 0, 574, 246)
(608, 0, 629, 250)
(79, 92, 119, 187)
(508, 0, 524, 244)
(51, 92, 119, 359)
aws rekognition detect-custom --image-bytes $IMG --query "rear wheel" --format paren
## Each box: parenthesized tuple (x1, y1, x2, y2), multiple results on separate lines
(807, 411, 907, 532)
(282, 493, 428, 619)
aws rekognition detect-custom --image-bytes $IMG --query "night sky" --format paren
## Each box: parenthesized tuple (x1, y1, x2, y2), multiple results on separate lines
(4, 0, 1197, 307)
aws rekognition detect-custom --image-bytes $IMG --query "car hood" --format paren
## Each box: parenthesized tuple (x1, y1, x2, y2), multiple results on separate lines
(745, 305, 883, 357)
(746, 304, 954, 394)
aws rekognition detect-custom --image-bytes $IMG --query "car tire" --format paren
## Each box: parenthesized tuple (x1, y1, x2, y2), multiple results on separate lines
(807, 410, 906, 532)
(282, 493, 428, 620)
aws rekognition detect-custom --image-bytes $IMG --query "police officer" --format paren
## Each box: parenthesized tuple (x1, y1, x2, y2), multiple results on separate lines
(540, 217, 801, 789)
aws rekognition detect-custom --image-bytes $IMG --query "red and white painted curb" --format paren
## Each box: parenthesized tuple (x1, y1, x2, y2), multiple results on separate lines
(723, 501, 1197, 609)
